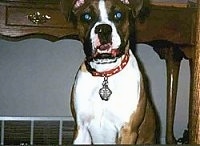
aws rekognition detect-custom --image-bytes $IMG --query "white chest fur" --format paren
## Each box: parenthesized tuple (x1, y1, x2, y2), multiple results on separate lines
(73, 51, 141, 144)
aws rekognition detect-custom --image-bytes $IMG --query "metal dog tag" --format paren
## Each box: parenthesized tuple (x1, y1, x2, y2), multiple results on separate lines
(99, 76, 112, 101)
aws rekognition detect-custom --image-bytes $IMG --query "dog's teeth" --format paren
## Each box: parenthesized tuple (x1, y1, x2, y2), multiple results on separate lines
(97, 47, 112, 54)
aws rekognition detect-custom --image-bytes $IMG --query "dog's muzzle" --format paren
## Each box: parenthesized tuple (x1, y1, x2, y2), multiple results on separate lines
(95, 24, 112, 46)
(92, 24, 122, 62)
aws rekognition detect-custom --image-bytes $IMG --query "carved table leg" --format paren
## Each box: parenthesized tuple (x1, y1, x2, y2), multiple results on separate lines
(165, 49, 181, 144)
(150, 41, 186, 144)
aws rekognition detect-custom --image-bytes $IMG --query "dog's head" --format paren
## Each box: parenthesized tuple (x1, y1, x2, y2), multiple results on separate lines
(61, 0, 143, 65)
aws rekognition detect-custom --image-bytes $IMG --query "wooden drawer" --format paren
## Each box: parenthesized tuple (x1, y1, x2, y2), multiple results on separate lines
(0, 1, 77, 39)
(6, 6, 67, 28)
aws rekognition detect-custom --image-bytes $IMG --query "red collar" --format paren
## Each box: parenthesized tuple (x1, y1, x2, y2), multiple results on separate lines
(85, 53, 130, 77)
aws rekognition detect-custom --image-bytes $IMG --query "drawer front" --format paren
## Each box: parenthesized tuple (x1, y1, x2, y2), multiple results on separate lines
(6, 7, 67, 27)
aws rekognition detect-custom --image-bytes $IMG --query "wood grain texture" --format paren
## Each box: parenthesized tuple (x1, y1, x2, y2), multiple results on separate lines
(0, 1, 197, 44)
(189, 0, 200, 144)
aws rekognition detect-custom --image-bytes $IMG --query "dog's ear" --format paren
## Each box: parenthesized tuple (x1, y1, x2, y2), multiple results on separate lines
(60, 0, 75, 22)
(121, 0, 143, 17)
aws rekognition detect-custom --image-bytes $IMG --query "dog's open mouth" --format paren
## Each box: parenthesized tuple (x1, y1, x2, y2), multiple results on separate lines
(92, 43, 121, 64)
(93, 53, 117, 64)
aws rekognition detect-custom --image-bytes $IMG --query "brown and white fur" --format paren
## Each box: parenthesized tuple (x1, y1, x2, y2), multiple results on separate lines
(61, 0, 157, 144)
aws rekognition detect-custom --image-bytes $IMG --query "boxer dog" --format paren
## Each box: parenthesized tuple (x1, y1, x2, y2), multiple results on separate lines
(61, 0, 156, 144)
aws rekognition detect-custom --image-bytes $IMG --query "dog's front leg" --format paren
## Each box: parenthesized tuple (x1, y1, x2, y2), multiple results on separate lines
(73, 124, 92, 144)
(117, 123, 137, 144)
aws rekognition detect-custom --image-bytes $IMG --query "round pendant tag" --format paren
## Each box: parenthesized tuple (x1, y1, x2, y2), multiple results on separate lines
(99, 85, 112, 101)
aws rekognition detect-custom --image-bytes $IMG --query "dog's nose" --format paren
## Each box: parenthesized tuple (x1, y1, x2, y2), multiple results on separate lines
(95, 24, 112, 35)
(95, 24, 112, 44)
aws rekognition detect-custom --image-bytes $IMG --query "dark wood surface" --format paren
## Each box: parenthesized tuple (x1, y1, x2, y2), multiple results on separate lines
(0, 0, 76, 41)
(136, 5, 196, 45)
(189, 0, 200, 144)
(0, 0, 197, 45)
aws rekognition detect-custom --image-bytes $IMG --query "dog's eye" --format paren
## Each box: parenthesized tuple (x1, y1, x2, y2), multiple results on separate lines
(81, 12, 92, 22)
(114, 11, 123, 21)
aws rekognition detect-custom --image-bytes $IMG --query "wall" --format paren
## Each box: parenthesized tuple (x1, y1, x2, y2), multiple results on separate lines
(0, 39, 84, 117)
(0, 39, 190, 143)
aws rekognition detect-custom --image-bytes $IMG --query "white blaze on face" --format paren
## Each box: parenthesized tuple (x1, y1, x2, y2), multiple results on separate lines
(99, 0, 109, 22)
(90, 0, 121, 54)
